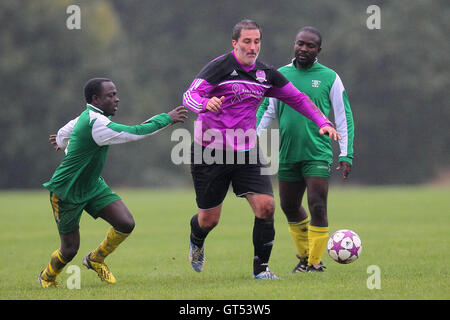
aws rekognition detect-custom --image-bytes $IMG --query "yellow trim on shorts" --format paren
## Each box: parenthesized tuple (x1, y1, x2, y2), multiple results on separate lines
(51, 193, 59, 221)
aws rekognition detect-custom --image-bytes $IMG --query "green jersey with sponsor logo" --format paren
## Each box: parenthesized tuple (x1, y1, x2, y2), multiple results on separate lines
(43, 104, 172, 203)
(257, 60, 354, 165)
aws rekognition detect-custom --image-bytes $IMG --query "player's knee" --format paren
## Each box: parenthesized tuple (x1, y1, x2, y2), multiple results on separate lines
(60, 243, 79, 262)
(309, 199, 327, 226)
(280, 201, 298, 220)
(199, 216, 219, 231)
(309, 201, 326, 216)
(256, 199, 275, 220)
(124, 220, 135, 234)
(118, 216, 135, 234)
(197, 208, 221, 231)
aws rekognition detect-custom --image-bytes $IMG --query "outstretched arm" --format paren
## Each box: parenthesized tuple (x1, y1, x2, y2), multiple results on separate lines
(267, 81, 341, 141)
(92, 106, 187, 146)
(143, 106, 188, 124)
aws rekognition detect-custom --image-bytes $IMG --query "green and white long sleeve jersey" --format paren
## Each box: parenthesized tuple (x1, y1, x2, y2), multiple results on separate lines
(256, 61, 354, 165)
(43, 104, 172, 203)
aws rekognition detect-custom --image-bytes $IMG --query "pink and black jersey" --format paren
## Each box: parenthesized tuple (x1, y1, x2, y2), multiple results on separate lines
(183, 51, 331, 150)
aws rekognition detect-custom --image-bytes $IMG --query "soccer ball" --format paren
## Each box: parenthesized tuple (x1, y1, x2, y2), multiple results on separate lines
(327, 229, 362, 264)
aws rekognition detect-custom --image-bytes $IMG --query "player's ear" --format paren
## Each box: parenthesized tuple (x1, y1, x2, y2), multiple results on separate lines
(92, 94, 101, 106)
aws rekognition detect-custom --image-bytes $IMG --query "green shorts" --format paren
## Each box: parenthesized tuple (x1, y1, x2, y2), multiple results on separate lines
(278, 161, 331, 181)
(49, 187, 121, 235)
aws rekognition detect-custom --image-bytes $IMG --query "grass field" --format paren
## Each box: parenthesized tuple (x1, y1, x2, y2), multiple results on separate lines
(0, 186, 449, 300)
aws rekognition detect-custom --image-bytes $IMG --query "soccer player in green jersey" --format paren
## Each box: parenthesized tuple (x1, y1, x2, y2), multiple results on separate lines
(38, 78, 187, 287)
(257, 27, 354, 272)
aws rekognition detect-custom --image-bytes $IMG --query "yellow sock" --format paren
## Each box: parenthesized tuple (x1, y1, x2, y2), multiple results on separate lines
(288, 217, 310, 259)
(42, 249, 68, 281)
(90, 227, 130, 263)
(308, 225, 329, 266)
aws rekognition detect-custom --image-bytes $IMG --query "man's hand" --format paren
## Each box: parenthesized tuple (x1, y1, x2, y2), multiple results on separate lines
(336, 161, 352, 180)
(49, 134, 60, 151)
(205, 96, 225, 113)
(168, 106, 189, 123)
(319, 126, 341, 141)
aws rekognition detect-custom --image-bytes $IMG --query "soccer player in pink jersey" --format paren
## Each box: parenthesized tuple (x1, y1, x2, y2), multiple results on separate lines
(183, 20, 340, 279)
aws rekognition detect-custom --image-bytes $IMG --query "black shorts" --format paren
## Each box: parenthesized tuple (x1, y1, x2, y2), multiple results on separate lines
(190, 143, 273, 209)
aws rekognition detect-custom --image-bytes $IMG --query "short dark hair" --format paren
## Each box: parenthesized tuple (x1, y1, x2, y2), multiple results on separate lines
(298, 26, 322, 47)
(232, 19, 262, 41)
(84, 78, 111, 103)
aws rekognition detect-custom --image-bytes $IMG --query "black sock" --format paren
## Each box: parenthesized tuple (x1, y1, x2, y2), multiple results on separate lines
(253, 217, 275, 274)
(190, 214, 210, 247)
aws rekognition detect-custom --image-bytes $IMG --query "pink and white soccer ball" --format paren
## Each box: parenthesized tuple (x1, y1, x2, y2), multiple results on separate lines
(327, 229, 362, 264)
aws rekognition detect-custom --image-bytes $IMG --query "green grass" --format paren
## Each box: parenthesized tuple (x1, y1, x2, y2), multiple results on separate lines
(0, 186, 449, 300)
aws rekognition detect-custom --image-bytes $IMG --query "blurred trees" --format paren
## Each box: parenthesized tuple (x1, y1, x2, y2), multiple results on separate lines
(0, 0, 448, 188)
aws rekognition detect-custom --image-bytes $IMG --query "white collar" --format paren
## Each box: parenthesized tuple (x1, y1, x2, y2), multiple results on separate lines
(291, 57, 319, 66)
(87, 103, 104, 114)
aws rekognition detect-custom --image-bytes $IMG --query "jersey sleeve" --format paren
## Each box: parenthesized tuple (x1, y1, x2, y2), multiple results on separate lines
(266, 71, 332, 129)
(56, 116, 79, 151)
(182, 78, 215, 113)
(330, 73, 354, 164)
(182, 55, 227, 114)
(256, 97, 278, 136)
(91, 113, 173, 146)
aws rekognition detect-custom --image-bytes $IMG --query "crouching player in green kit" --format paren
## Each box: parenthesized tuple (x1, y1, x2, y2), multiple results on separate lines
(38, 78, 188, 287)
(257, 27, 354, 272)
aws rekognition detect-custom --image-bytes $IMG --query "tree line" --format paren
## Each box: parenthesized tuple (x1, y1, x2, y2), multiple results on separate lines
(0, 0, 448, 188)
